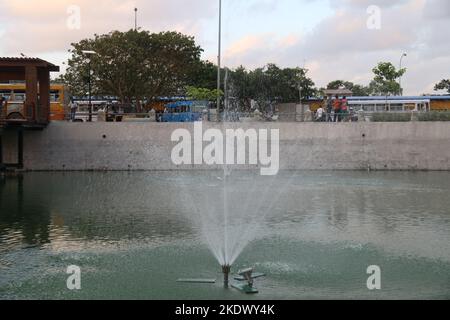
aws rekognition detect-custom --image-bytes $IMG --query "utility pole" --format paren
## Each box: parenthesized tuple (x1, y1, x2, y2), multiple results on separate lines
(399, 53, 407, 96)
(217, 0, 222, 121)
(88, 58, 92, 122)
(82, 50, 97, 122)
(298, 59, 306, 122)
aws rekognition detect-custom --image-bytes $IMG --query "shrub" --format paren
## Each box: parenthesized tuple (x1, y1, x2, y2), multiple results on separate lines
(372, 113, 411, 122)
(418, 112, 450, 122)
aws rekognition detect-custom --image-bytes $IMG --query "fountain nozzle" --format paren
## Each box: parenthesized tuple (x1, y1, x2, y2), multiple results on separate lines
(222, 265, 231, 288)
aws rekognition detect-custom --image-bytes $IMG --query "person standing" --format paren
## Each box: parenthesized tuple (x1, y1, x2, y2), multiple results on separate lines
(326, 96, 333, 122)
(333, 95, 341, 122)
(341, 96, 349, 122)
(69, 99, 78, 121)
(316, 105, 325, 122)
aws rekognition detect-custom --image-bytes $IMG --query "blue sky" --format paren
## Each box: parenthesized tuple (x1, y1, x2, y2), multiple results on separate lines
(0, 0, 449, 94)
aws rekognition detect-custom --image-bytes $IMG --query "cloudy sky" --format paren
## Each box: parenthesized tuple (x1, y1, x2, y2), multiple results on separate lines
(0, 0, 449, 95)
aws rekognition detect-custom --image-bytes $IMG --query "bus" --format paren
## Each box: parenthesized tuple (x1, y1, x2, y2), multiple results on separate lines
(347, 97, 431, 113)
(0, 83, 70, 121)
(161, 101, 204, 122)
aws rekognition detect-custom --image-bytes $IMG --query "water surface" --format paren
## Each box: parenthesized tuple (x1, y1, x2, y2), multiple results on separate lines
(0, 171, 449, 300)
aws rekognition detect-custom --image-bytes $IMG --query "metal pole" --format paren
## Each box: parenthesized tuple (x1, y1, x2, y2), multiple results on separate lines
(299, 59, 306, 122)
(299, 69, 303, 122)
(88, 60, 92, 122)
(217, 0, 222, 121)
(399, 53, 406, 96)
(222, 265, 231, 288)
(224, 68, 228, 120)
(135, 8, 138, 31)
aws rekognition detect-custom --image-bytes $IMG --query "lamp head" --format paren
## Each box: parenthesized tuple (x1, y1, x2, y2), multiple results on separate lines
(82, 50, 97, 55)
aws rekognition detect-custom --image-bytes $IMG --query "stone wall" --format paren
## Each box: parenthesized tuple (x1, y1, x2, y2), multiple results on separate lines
(1, 122, 450, 171)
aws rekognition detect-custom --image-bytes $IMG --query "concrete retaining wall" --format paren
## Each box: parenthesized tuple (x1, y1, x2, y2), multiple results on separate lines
(1, 122, 450, 171)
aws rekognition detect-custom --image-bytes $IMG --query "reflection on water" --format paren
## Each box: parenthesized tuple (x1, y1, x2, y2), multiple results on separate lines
(0, 171, 450, 299)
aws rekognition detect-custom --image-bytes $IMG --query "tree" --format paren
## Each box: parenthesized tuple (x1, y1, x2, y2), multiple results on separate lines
(230, 64, 316, 107)
(434, 79, 450, 93)
(370, 62, 406, 96)
(188, 61, 218, 90)
(62, 30, 204, 110)
(186, 86, 223, 101)
(326, 80, 372, 96)
(352, 84, 372, 96)
(327, 80, 353, 90)
(229, 66, 252, 111)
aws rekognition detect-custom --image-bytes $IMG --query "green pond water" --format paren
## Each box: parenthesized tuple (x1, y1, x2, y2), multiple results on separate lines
(0, 171, 449, 300)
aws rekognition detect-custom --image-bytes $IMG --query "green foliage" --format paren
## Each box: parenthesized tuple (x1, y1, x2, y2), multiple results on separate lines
(186, 86, 223, 101)
(62, 29, 204, 106)
(434, 79, 450, 93)
(326, 80, 372, 96)
(188, 61, 218, 90)
(352, 84, 372, 96)
(229, 64, 316, 107)
(327, 80, 353, 90)
(372, 113, 411, 122)
(370, 62, 406, 96)
(418, 112, 450, 121)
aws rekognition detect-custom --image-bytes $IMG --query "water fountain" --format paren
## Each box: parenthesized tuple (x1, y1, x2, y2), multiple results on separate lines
(222, 265, 231, 288)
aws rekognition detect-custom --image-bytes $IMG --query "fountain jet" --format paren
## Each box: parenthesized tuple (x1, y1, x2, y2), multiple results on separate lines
(222, 265, 231, 288)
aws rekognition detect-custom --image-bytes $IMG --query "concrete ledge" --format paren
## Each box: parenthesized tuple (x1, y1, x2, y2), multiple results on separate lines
(1, 122, 449, 171)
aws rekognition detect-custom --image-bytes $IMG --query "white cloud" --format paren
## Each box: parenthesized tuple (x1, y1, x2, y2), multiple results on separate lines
(221, 0, 450, 94)
(0, 0, 449, 94)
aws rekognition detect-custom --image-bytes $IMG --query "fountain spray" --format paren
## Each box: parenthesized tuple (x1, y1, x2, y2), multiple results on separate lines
(222, 265, 231, 288)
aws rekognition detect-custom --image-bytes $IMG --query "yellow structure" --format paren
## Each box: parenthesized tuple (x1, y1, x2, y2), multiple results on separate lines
(0, 83, 69, 121)
(430, 99, 450, 111)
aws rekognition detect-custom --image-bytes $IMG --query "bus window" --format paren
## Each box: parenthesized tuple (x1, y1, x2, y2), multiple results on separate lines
(376, 105, 386, 112)
(50, 90, 60, 102)
(363, 105, 375, 112)
(0, 90, 12, 101)
(13, 90, 26, 101)
(390, 104, 403, 112)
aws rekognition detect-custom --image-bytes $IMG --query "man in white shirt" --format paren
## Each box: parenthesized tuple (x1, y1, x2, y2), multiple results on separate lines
(69, 100, 78, 121)
(316, 106, 324, 122)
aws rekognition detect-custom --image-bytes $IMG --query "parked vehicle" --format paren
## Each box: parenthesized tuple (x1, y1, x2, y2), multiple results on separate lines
(0, 83, 69, 121)
(161, 101, 203, 122)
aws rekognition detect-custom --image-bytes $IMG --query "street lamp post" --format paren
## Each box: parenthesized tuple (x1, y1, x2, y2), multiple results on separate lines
(134, 8, 138, 31)
(82, 50, 97, 122)
(88, 58, 92, 122)
(217, 0, 222, 120)
(399, 53, 407, 96)
(298, 59, 306, 122)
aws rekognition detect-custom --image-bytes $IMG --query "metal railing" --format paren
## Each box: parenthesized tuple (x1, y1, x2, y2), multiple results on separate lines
(47, 110, 450, 123)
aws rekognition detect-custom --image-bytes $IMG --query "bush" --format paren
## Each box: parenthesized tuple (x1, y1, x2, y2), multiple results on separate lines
(372, 113, 411, 122)
(418, 112, 450, 122)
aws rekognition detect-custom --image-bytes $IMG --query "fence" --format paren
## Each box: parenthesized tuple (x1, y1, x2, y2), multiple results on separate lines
(49, 108, 450, 123)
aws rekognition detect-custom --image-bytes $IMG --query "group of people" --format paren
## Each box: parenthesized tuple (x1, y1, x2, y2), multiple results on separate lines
(315, 95, 356, 123)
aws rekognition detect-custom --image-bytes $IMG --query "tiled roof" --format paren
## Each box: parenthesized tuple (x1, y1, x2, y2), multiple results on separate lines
(0, 57, 59, 71)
